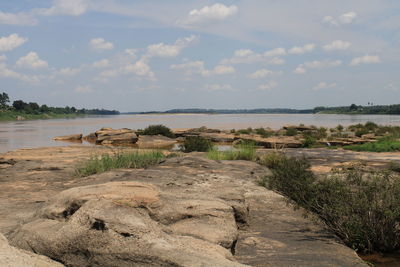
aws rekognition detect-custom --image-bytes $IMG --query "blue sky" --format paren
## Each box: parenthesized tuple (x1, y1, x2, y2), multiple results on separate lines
(0, 0, 399, 112)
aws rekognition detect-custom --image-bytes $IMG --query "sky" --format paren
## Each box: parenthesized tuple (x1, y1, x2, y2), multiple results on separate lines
(0, 0, 400, 112)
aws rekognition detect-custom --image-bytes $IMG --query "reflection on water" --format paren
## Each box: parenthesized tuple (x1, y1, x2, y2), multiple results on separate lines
(2, 114, 400, 153)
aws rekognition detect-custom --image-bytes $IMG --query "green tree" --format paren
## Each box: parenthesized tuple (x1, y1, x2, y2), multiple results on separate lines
(13, 100, 28, 111)
(0, 92, 10, 109)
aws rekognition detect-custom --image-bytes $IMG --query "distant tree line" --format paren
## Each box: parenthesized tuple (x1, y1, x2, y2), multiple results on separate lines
(0, 92, 119, 115)
(314, 104, 400, 115)
(137, 108, 314, 114)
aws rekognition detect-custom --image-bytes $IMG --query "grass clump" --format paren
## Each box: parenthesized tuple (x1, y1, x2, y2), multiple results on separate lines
(76, 150, 165, 177)
(285, 128, 298, 136)
(345, 136, 400, 152)
(207, 143, 256, 161)
(180, 136, 213, 152)
(141, 124, 175, 138)
(260, 155, 400, 254)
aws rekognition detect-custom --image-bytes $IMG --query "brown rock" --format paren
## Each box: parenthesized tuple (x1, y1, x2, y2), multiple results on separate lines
(0, 233, 63, 267)
(95, 128, 138, 145)
(53, 134, 83, 141)
(136, 135, 177, 149)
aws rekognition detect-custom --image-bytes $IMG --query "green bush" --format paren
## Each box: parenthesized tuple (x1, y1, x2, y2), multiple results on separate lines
(285, 128, 298, 136)
(76, 150, 165, 177)
(236, 128, 253, 135)
(141, 124, 175, 138)
(255, 128, 273, 138)
(180, 136, 213, 152)
(261, 155, 400, 253)
(302, 135, 318, 148)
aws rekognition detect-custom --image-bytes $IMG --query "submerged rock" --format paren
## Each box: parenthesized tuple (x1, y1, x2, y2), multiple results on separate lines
(53, 134, 83, 141)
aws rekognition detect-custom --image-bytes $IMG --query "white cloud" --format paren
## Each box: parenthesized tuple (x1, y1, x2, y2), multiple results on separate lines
(304, 60, 342, 69)
(0, 34, 27, 52)
(171, 60, 234, 76)
(258, 81, 278, 91)
(350, 55, 381, 66)
(90, 38, 114, 52)
(16, 52, 48, 69)
(205, 83, 233, 91)
(179, 3, 238, 27)
(323, 12, 357, 26)
(124, 49, 137, 58)
(312, 82, 337, 91)
(206, 65, 235, 76)
(92, 59, 109, 68)
(0, 55, 6, 61)
(269, 57, 285, 65)
(74, 85, 92, 93)
(293, 66, 307, 74)
(221, 49, 285, 65)
(264, 48, 286, 57)
(339, 12, 357, 24)
(37, 0, 89, 16)
(248, 69, 280, 79)
(294, 60, 341, 74)
(289, 44, 316, 54)
(323, 40, 351, 51)
(57, 67, 81, 76)
(0, 62, 40, 83)
(234, 49, 254, 57)
(147, 35, 197, 57)
(0, 12, 38, 26)
(124, 56, 155, 79)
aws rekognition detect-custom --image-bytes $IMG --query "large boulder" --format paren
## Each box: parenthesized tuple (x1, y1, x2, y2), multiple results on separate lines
(0, 233, 63, 267)
(95, 128, 138, 145)
(10, 181, 246, 267)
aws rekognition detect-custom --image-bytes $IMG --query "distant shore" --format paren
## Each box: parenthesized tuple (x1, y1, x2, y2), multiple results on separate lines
(0, 111, 88, 122)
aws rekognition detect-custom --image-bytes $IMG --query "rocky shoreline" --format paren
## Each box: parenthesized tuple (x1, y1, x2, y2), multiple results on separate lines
(2, 143, 394, 266)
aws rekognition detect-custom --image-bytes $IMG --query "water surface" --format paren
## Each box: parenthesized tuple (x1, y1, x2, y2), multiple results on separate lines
(2, 113, 400, 153)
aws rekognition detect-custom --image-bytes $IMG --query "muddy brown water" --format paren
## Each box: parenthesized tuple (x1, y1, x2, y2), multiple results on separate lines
(2, 113, 400, 153)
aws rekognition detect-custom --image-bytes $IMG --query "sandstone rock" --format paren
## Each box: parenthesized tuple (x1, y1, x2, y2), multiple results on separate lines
(199, 132, 236, 143)
(95, 128, 138, 145)
(53, 134, 83, 141)
(361, 133, 376, 140)
(10, 181, 247, 267)
(16, 116, 25, 121)
(0, 233, 63, 267)
(82, 132, 97, 142)
(136, 135, 177, 149)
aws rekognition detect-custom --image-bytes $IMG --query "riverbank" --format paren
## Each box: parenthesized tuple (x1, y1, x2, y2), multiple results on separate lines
(0, 111, 87, 121)
(0, 145, 371, 266)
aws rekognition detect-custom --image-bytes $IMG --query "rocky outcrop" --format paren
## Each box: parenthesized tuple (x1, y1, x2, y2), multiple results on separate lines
(95, 127, 138, 145)
(8, 155, 367, 267)
(283, 125, 314, 131)
(53, 134, 83, 141)
(10, 181, 247, 267)
(0, 233, 63, 267)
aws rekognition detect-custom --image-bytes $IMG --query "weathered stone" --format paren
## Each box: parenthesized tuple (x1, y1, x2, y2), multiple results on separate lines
(53, 134, 83, 141)
(82, 132, 97, 142)
(16, 116, 25, 121)
(0, 233, 63, 267)
(10, 181, 247, 267)
(361, 133, 376, 140)
(95, 128, 138, 145)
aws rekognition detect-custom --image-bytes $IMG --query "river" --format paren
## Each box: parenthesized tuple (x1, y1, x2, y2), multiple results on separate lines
(2, 113, 400, 153)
